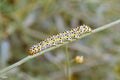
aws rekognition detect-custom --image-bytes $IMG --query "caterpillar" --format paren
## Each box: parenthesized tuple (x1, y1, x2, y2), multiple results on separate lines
(28, 25, 92, 55)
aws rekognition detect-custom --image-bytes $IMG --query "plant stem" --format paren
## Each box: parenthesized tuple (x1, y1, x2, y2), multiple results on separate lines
(65, 45, 71, 80)
(0, 19, 120, 76)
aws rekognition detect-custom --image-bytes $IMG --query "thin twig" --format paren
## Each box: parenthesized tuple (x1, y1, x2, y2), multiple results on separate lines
(65, 45, 71, 80)
(0, 19, 120, 75)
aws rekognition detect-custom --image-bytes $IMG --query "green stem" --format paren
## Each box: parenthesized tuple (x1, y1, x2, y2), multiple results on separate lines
(65, 45, 71, 80)
(0, 19, 120, 75)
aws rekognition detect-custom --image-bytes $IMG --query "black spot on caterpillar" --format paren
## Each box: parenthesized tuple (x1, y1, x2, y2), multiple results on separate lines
(28, 25, 92, 55)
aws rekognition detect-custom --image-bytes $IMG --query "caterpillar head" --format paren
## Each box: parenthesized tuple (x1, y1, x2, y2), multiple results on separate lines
(28, 43, 42, 55)
(28, 45, 38, 55)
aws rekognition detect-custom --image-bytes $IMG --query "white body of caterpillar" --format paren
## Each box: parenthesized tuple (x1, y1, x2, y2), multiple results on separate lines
(28, 25, 92, 55)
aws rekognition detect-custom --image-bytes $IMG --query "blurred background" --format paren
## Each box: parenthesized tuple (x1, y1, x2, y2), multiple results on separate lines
(0, 0, 120, 80)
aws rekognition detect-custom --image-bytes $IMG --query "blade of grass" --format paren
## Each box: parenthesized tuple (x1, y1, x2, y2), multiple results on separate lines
(0, 19, 120, 76)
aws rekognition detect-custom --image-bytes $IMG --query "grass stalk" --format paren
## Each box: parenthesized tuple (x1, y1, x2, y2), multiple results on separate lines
(65, 45, 71, 80)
